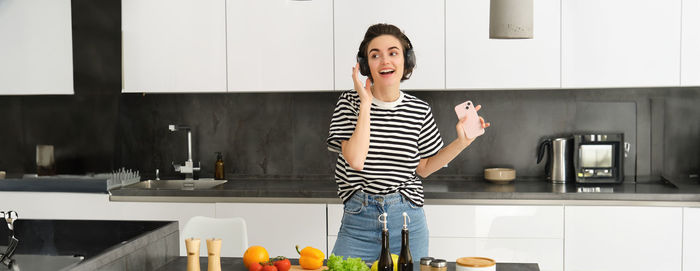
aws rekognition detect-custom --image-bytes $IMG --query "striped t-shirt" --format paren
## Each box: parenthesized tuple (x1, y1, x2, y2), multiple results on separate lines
(326, 90, 444, 206)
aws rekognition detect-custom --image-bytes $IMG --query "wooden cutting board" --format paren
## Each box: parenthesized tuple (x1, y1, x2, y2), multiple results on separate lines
(289, 265, 328, 271)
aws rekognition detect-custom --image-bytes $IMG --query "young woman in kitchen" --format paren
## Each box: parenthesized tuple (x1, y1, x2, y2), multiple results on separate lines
(326, 23, 490, 262)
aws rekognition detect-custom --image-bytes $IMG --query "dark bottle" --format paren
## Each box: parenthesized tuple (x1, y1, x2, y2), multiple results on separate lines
(214, 152, 225, 180)
(378, 213, 393, 271)
(398, 212, 413, 271)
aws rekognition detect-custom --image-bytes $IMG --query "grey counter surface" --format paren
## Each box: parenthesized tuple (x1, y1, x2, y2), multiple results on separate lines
(109, 175, 700, 206)
(157, 257, 538, 271)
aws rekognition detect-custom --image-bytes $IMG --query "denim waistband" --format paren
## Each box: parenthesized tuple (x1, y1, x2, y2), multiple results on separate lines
(351, 190, 405, 206)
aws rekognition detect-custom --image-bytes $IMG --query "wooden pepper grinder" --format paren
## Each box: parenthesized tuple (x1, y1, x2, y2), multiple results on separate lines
(207, 238, 222, 271)
(185, 238, 201, 271)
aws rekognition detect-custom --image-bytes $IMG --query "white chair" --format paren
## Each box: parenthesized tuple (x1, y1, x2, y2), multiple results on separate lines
(181, 216, 248, 257)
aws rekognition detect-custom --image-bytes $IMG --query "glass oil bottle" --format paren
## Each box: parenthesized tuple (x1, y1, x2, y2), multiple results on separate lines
(378, 213, 393, 271)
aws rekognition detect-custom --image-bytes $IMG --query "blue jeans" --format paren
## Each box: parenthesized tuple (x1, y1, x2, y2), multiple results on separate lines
(331, 191, 429, 264)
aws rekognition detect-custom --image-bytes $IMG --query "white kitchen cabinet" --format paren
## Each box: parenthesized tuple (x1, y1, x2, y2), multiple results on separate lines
(422, 205, 563, 239)
(445, 0, 560, 90)
(329, 204, 563, 270)
(122, 0, 227, 93)
(561, 0, 682, 88)
(215, 203, 327, 258)
(682, 0, 700, 86)
(226, 0, 333, 92)
(333, 0, 445, 90)
(683, 208, 700, 270)
(0, 192, 109, 219)
(0, 0, 73, 95)
(564, 206, 682, 271)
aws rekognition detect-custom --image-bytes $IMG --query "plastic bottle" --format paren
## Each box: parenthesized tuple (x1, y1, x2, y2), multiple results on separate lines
(214, 152, 225, 180)
(398, 212, 413, 271)
(378, 213, 393, 271)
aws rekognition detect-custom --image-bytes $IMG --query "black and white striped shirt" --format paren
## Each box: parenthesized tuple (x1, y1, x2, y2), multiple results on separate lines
(327, 90, 444, 206)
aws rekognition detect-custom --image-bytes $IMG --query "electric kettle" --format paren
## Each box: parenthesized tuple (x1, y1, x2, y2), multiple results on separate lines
(537, 137, 574, 183)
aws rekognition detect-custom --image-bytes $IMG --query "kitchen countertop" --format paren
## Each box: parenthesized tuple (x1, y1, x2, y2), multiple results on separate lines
(109, 175, 700, 206)
(157, 257, 539, 271)
(0, 219, 178, 270)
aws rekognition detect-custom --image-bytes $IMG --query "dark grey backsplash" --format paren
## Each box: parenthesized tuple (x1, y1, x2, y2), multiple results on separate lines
(0, 0, 698, 181)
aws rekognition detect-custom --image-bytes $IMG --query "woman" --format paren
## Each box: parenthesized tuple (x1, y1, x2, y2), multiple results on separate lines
(327, 23, 489, 262)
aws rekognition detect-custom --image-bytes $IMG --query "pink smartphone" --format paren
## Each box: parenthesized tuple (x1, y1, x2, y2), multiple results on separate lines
(454, 100, 485, 139)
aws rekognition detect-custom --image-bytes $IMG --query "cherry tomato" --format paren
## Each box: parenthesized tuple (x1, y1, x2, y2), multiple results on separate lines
(249, 262, 264, 271)
(262, 264, 278, 271)
(274, 258, 291, 271)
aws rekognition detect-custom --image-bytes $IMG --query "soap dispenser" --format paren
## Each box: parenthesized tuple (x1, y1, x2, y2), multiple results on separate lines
(214, 152, 225, 180)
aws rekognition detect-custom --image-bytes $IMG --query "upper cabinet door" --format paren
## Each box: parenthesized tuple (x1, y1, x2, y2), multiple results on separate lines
(122, 0, 227, 93)
(227, 0, 333, 92)
(446, 0, 560, 90)
(562, 0, 682, 88)
(0, 0, 74, 95)
(334, 0, 445, 91)
(682, 0, 700, 86)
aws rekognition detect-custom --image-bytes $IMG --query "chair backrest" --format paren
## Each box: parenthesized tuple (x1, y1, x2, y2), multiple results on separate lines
(181, 216, 248, 257)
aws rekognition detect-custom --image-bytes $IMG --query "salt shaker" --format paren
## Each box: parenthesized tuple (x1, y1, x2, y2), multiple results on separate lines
(185, 238, 201, 271)
(207, 238, 222, 271)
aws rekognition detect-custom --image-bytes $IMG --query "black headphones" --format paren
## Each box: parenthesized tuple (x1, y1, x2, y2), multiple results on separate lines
(357, 34, 416, 80)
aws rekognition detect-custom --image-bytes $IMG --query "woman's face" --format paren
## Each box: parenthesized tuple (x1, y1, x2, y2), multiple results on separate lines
(366, 34, 404, 88)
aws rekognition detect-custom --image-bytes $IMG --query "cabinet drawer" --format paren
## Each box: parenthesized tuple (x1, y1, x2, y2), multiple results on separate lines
(423, 205, 563, 238)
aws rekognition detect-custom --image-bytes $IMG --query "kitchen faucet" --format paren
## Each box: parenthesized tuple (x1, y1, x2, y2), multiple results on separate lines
(169, 124, 200, 180)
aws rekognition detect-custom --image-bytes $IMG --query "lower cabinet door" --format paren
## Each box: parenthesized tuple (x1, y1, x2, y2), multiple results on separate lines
(565, 206, 682, 271)
(216, 203, 327, 258)
(683, 208, 700, 270)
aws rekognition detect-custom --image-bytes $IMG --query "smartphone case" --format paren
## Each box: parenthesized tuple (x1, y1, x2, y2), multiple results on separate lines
(454, 100, 485, 139)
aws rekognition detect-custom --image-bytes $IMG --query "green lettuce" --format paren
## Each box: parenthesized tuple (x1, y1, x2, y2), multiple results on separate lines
(327, 254, 370, 271)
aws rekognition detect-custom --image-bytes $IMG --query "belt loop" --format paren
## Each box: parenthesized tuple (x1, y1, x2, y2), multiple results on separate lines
(364, 192, 368, 206)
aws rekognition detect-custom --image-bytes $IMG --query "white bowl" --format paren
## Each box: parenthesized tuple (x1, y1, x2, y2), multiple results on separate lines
(484, 168, 516, 183)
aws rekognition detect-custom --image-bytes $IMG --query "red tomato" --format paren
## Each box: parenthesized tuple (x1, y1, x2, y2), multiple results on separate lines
(249, 262, 264, 271)
(262, 264, 278, 271)
(274, 258, 291, 271)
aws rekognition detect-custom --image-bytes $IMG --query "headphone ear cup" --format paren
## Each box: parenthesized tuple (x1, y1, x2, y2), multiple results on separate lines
(358, 56, 370, 76)
(404, 49, 416, 71)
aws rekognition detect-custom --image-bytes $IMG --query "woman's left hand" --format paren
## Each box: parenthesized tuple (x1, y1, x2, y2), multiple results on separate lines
(455, 104, 491, 146)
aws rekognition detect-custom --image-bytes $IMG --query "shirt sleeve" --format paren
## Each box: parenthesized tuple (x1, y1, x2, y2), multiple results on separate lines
(326, 91, 359, 153)
(417, 107, 444, 158)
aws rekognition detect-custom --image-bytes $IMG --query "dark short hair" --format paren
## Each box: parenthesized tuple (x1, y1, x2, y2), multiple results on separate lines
(356, 23, 415, 82)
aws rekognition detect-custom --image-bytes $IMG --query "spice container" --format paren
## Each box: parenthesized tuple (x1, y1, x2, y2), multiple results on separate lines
(429, 259, 447, 271)
(419, 257, 434, 271)
(456, 257, 496, 271)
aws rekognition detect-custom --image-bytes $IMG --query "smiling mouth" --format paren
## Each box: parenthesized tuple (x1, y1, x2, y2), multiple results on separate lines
(379, 69, 395, 75)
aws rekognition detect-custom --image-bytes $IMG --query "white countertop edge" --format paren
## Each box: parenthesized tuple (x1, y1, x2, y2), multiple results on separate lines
(109, 195, 700, 207)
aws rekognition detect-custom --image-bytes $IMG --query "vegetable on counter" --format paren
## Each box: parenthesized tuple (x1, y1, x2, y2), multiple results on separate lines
(296, 245, 325, 269)
(244, 246, 270, 269)
(327, 254, 370, 271)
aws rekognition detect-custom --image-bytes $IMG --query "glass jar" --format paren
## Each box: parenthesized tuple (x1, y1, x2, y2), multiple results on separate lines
(419, 257, 434, 271)
(429, 259, 447, 271)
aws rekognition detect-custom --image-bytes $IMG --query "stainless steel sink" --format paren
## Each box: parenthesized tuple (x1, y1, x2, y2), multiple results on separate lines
(121, 179, 227, 190)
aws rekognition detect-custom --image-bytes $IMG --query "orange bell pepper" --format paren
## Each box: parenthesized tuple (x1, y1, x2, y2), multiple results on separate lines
(296, 245, 325, 269)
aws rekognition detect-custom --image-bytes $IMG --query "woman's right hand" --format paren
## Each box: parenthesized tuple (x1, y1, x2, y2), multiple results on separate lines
(352, 63, 373, 105)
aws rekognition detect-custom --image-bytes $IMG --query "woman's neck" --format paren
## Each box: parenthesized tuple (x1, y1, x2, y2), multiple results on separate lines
(371, 84, 401, 102)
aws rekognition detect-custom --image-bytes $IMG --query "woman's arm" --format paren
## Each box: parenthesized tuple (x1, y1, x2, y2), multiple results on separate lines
(341, 63, 374, 170)
(415, 106, 490, 178)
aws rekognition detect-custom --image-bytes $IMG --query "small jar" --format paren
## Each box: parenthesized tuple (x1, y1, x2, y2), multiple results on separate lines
(456, 257, 496, 271)
(429, 259, 447, 271)
(419, 257, 434, 271)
